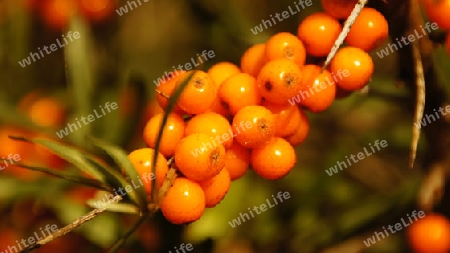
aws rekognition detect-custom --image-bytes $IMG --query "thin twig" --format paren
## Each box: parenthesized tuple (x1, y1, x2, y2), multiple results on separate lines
(108, 214, 149, 253)
(20, 195, 123, 253)
(321, 0, 369, 71)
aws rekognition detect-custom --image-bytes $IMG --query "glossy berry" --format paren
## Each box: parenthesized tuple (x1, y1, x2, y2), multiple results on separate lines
(262, 101, 302, 137)
(422, 0, 450, 30)
(257, 58, 304, 105)
(199, 168, 231, 208)
(265, 32, 306, 67)
(408, 213, 450, 253)
(175, 70, 217, 114)
(240, 43, 267, 77)
(143, 113, 185, 157)
(285, 108, 309, 146)
(250, 137, 296, 180)
(297, 12, 342, 57)
(345, 8, 389, 51)
(219, 73, 262, 115)
(127, 148, 168, 195)
(174, 133, 226, 182)
(232, 106, 275, 149)
(299, 65, 336, 113)
(160, 177, 205, 224)
(224, 142, 250, 180)
(155, 70, 185, 114)
(321, 0, 358, 19)
(185, 112, 233, 149)
(330, 47, 374, 91)
(207, 62, 241, 86)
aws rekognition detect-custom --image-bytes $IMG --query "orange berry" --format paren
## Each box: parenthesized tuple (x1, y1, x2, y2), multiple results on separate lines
(141, 100, 164, 128)
(265, 32, 306, 67)
(232, 105, 275, 149)
(18, 90, 41, 113)
(174, 133, 226, 182)
(446, 33, 450, 55)
(408, 213, 450, 253)
(155, 70, 185, 114)
(143, 113, 185, 157)
(224, 142, 250, 180)
(160, 177, 205, 224)
(298, 65, 336, 113)
(185, 112, 233, 149)
(345, 8, 389, 51)
(199, 168, 231, 207)
(207, 62, 241, 86)
(257, 58, 304, 105)
(285, 109, 309, 146)
(297, 12, 342, 57)
(250, 137, 296, 180)
(330, 47, 374, 91)
(261, 101, 302, 137)
(41, 0, 76, 29)
(127, 148, 169, 195)
(207, 96, 230, 118)
(77, 0, 114, 22)
(422, 0, 450, 30)
(28, 97, 66, 128)
(174, 70, 217, 114)
(240, 44, 267, 77)
(321, 0, 358, 19)
(219, 73, 262, 115)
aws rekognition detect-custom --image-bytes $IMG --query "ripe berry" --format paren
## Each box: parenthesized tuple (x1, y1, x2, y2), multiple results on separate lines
(27, 97, 66, 128)
(143, 113, 185, 157)
(41, 0, 76, 29)
(299, 65, 336, 113)
(199, 168, 231, 207)
(265, 32, 306, 67)
(207, 62, 241, 86)
(219, 73, 262, 115)
(262, 101, 302, 137)
(422, 0, 450, 30)
(250, 137, 296, 180)
(127, 148, 168, 195)
(408, 213, 450, 253)
(160, 177, 205, 224)
(77, 0, 115, 22)
(224, 142, 250, 180)
(285, 108, 309, 146)
(257, 58, 303, 105)
(174, 70, 217, 115)
(297, 12, 342, 57)
(185, 112, 233, 149)
(321, 0, 358, 19)
(345, 8, 389, 51)
(330, 46, 374, 91)
(174, 133, 226, 182)
(155, 70, 185, 114)
(232, 105, 275, 149)
(240, 43, 267, 77)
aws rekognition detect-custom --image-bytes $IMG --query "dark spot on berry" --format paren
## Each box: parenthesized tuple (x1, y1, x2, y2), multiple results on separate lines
(265, 82, 272, 91)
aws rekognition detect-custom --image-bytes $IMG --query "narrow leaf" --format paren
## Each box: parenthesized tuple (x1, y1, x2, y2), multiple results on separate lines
(86, 199, 139, 214)
(87, 136, 147, 209)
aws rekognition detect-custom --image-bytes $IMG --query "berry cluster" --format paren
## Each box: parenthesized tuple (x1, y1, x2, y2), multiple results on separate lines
(421, 0, 450, 54)
(23, 0, 115, 29)
(126, 2, 390, 225)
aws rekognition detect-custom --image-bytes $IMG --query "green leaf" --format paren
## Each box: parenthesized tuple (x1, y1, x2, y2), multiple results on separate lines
(13, 163, 110, 191)
(87, 136, 147, 209)
(151, 71, 194, 200)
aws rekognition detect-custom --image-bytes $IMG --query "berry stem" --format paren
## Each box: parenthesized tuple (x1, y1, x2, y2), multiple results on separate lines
(321, 0, 369, 71)
(20, 195, 123, 253)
